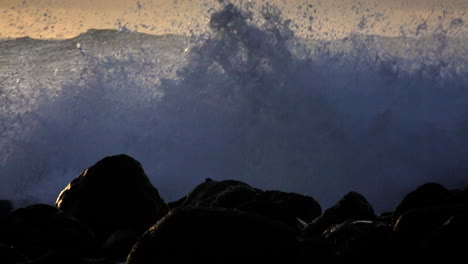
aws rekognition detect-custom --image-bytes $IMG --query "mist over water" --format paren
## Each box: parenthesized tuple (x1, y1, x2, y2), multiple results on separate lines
(1, 2, 467, 212)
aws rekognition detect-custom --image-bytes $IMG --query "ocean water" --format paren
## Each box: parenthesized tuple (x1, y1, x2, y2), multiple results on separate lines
(0, 3, 467, 212)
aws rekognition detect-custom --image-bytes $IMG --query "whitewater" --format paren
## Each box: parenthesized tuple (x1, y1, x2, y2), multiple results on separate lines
(0, 3, 467, 213)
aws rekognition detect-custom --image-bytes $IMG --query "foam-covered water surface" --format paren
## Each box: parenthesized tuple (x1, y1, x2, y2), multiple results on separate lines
(1, 2, 467, 212)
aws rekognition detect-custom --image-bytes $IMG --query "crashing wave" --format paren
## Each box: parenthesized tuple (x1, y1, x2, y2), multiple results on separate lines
(0, 2, 467, 211)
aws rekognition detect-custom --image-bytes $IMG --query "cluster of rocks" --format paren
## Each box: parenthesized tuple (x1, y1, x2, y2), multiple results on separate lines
(1, 154, 467, 263)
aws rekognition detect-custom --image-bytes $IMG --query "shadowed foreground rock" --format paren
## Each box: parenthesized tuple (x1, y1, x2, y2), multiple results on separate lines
(238, 190, 322, 229)
(1, 152, 467, 263)
(126, 206, 298, 264)
(303, 191, 376, 238)
(0, 204, 101, 264)
(0, 200, 13, 219)
(321, 220, 398, 262)
(390, 184, 468, 261)
(176, 178, 254, 208)
(420, 212, 468, 261)
(170, 178, 322, 231)
(55, 154, 169, 260)
(392, 183, 449, 225)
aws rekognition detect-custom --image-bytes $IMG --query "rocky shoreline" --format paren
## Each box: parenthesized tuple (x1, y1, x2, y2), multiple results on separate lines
(1, 154, 467, 263)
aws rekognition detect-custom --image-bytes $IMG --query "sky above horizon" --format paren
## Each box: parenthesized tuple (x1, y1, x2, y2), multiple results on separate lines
(0, 0, 466, 39)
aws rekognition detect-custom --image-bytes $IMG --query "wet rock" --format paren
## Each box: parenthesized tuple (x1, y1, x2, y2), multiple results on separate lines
(210, 184, 260, 209)
(444, 188, 468, 206)
(180, 178, 253, 207)
(420, 212, 468, 261)
(2, 168, 467, 262)
(322, 220, 398, 262)
(8, 251, 118, 264)
(376, 211, 393, 224)
(0, 244, 28, 264)
(126, 206, 298, 264)
(12, 251, 81, 264)
(56, 154, 169, 246)
(297, 236, 336, 263)
(303, 191, 375, 237)
(101, 229, 140, 262)
(239, 190, 321, 231)
(178, 178, 321, 231)
(393, 205, 468, 241)
(0, 204, 97, 259)
(255, 190, 322, 223)
(0, 200, 13, 219)
(167, 195, 187, 210)
(391, 183, 468, 261)
(392, 183, 449, 225)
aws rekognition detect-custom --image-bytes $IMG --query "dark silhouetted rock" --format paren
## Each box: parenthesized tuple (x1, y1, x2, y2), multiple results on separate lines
(322, 220, 398, 262)
(210, 184, 259, 209)
(238, 190, 322, 232)
(167, 195, 187, 209)
(10, 250, 80, 264)
(376, 211, 393, 224)
(297, 236, 336, 263)
(303, 191, 375, 237)
(393, 205, 468, 241)
(177, 179, 321, 232)
(392, 183, 449, 226)
(101, 229, 140, 262)
(257, 190, 322, 223)
(420, 212, 468, 261)
(8, 250, 118, 264)
(181, 178, 253, 207)
(55, 154, 169, 249)
(126, 206, 298, 264)
(0, 204, 97, 259)
(168, 178, 252, 210)
(0, 200, 13, 219)
(0, 243, 28, 264)
(444, 188, 468, 206)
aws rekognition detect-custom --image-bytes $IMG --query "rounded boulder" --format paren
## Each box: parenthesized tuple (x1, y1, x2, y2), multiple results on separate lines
(56, 154, 169, 244)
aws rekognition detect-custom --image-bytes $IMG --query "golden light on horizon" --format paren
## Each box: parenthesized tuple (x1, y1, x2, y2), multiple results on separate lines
(0, 0, 466, 40)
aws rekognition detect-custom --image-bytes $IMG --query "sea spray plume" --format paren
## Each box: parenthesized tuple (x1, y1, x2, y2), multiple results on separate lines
(0, 2, 466, 212)
(0, 40, 168, 205)
(158, 2, 468, 210)
(157, 2, 350, 203)
(177, 2, 296, 109)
